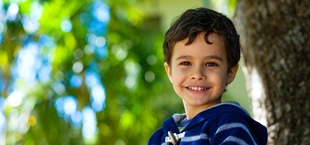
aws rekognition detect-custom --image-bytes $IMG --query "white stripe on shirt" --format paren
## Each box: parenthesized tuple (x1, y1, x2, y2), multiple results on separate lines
(215, 122, 257, 145)
(222, 136, 249, 145)
(181, 133, 209, 142)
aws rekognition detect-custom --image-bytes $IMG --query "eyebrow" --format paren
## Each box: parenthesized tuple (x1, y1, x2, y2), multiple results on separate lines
(176, 55, 192, 60)
(176, 55, 223, 61)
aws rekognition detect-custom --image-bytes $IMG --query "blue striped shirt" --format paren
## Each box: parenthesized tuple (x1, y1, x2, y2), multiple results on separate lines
(148, 102, 267, 145)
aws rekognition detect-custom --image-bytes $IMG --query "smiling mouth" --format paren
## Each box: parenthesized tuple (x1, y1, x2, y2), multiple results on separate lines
(187, 86, 209, 91)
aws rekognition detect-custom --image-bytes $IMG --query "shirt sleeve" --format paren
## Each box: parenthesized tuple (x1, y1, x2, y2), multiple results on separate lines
(148, 128, 165, 145)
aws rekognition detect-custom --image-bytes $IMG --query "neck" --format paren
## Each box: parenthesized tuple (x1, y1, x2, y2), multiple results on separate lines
(183, 101, 221, 119)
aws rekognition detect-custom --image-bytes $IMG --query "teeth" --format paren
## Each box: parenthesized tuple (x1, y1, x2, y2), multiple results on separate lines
(189, 86, 206, 91)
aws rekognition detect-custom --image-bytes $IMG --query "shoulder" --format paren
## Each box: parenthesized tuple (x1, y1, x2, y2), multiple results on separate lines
(198, 102, 251, 121)
(213, 108, 250, 124)
(209, 103, 267, 134)
(208, 102, 266, 135)
(199, 102, 267, 145)
(211, 112, 267, 145)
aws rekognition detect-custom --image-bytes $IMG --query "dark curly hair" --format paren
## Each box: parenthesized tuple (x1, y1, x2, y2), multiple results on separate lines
(163, 7, 240, 70)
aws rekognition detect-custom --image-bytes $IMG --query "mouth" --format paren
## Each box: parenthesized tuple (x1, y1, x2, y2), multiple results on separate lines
(187, 86, 209, 91)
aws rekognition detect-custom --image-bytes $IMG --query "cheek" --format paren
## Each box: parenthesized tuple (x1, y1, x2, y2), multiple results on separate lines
(171, 73, 182, 84)
(170, 70, 187, 85)
(172, 66, 190, 75)
(209, 71, 228, 85)
(171, 67, 181, 77)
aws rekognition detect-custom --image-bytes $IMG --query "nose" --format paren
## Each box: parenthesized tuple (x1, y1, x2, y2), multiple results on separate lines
(191, 67, 206, 80)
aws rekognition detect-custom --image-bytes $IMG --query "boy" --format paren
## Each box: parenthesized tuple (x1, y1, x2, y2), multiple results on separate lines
(148, 8, 267, 145)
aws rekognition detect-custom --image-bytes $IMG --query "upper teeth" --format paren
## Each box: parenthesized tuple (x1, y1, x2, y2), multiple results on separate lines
(189, 87, 206, 91)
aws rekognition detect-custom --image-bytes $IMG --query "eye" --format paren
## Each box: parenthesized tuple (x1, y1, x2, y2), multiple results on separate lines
(180, 61, 191, 66)
(205, 62, 218, 67)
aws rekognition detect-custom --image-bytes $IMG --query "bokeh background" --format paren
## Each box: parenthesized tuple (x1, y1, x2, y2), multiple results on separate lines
(0, 0, 250, 144)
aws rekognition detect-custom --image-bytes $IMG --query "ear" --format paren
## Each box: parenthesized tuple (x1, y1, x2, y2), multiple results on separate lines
(227, 64, 239, 84)
(164, 62, 173, 83)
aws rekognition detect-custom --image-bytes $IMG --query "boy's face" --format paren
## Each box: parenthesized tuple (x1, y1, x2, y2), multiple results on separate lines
(164, 32, 238, 112)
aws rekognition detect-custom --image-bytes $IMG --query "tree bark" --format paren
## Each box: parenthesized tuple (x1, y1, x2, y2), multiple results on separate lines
(234, 1, 310, 144)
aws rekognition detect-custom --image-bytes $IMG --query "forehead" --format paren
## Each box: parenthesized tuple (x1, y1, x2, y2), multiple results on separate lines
(172, 33, 227, 60)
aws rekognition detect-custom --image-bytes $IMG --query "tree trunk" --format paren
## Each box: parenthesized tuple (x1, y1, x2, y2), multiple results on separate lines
(234, 1, 310, 144)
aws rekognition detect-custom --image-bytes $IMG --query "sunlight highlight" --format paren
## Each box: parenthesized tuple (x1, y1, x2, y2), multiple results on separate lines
(243, 67, 267, 126)
(82, 106, 97, 138)
(64, 96, 77, 116)
(0, 97, 5, 134)
(7, 91, 23, 107)
(7, 3, 18, 21)
(91, 85, 106, 112)
(124, 60, 141, 89)
(22, 16, 39, 34)
(61, 19, 72, 32)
